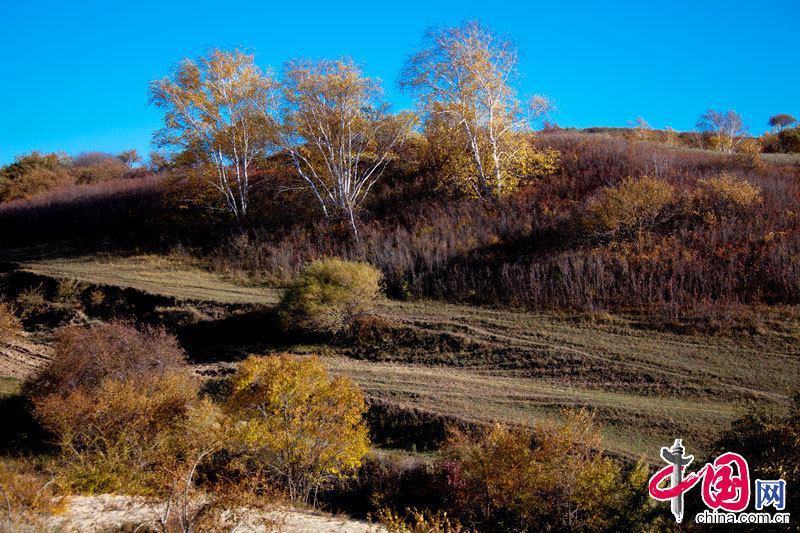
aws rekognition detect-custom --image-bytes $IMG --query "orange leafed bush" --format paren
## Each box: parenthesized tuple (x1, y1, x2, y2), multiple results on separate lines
(1, 167, 76, 202)
(26, 321, 201, 494)
(33, 372, 199, 493)
(0, 458, 64, 529)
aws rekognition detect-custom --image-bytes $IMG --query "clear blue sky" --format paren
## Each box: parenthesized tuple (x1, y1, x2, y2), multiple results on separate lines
(1, 0, 798, 165)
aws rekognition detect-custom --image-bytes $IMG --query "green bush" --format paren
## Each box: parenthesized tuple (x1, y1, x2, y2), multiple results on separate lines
(277, 258, 383, 333)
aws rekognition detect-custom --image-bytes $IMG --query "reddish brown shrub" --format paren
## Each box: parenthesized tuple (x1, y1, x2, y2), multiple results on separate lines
(26, 320, 189, 398)
(1, 167, 76, 201)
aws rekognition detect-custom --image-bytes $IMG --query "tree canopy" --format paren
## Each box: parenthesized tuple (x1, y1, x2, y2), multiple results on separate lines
(149, 48, 280, 219)
(400, 21, 557, 198)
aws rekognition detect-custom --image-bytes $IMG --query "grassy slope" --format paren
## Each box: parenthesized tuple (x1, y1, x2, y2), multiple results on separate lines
(11, 253, 281, 305)
(5, 253, 799, 462)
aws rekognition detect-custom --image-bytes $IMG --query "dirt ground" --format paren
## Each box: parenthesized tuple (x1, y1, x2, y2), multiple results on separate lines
(27, 494, 387, 532)
(0, 335, 50, 379)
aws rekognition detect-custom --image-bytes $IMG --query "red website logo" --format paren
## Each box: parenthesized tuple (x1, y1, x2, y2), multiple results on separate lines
(648, 439, 750, 523)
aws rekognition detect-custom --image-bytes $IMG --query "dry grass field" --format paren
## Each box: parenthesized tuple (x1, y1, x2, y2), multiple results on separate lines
(2, 251, 798, 462)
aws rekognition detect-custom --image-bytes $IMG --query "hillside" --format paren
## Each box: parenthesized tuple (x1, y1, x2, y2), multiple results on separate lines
(2, 129, 799, 531)
(2, 252, 797, 462)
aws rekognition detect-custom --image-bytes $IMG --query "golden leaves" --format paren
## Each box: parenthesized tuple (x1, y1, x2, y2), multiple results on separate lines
(225, 353, 370, 502)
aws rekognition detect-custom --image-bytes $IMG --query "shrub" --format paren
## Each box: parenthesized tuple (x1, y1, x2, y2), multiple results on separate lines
(779, 127, 800, 153)
(70, 151, 130, 184)
(0, 301, 22, 342)
(34, 372, 199, 493)
(1, 167, 76, 202)
(26, 320, 188, 398)
(277, 258, 383, 333)
(444, 410, 657, 532)
(24, 321, 197, 493)
(693, 173, 761, 218)
(54, 279, 86, 307)
(766, 127, 800, 154)
(581, 175, 676, 240)
(14, 286, 46, 320)
(377, 507, 465, 533)
(225, 353, 370, 503)
(0, 458, 64, 529)
(711, 392, 800, 525)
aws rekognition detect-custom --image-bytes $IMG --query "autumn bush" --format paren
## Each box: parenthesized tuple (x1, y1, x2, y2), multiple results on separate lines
(70, 151, 130, 184)
(0, 150, 143, 203)
(0, 458, 64, 530)
(1, 167, 76, 202)
(26, 320, 188, 397)
(710, 392, 800, 527)
(0, 301, 22, 341)
(377, 507, 466, 533)
(580, 175, 677, 240)
(692, 173, 762, 218)
(324, 410, 660, 531)
(225, 353, 370, 503)
(442, 410, 657, 532)
(26, 321, 198, 493)
(762, 127, 800, 154)
(34, 372, 200, 493)
(277, 258, 383, 334)
(14, 285, 47, 320)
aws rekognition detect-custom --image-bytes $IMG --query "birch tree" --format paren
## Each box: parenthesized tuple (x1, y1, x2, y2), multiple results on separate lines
(149, 49, 280, 220)
(695, 109, 749, 153)
(400, 21, 557, 199)
(277, 58, 412, 240)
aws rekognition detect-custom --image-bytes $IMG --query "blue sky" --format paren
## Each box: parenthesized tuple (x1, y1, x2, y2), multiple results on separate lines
(1, 0, 798, 165)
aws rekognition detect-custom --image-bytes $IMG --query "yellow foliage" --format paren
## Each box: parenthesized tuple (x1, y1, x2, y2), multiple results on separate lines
(693, 173, 761, 217)
(34, 372, 200, 494)
(378, 507, 467, 533)
(582, 175, 676, 240)
(150, 48, 278, 219)
(225, 353, 370, 503)
(401, 22, 557, 199)
(0, 458, 65, 529)
(0, 301, 22, 342)
(423, 109, 559, 199)
(446, 409, 644, 532)
(277, 258, 383, 333)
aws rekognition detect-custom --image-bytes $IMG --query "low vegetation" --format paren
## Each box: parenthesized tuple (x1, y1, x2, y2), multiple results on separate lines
(0, 150, 144, 203)
(0, 301, 22, 341)
(277, 258, 383, 334)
